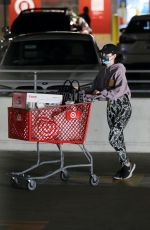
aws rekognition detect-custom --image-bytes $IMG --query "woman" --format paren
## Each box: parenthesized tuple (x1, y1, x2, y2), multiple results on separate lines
(92, 43, 136, 180)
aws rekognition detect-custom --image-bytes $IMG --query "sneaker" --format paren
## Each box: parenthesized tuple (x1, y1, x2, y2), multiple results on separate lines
(113, 163, 136, 180)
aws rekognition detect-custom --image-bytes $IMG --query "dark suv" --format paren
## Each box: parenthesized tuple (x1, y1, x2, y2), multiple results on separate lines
(0, 7, 91, 58)
(11, 8, 72, 35)
(4, 7, 91, 37)
(118, 14, 150, 66)
(0, 31, 100, 93)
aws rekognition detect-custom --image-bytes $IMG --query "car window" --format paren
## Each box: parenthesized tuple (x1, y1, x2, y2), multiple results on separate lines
(126, 19, 150, 33)
(3, 39, 98, 66)
(11, 13, 71, 35)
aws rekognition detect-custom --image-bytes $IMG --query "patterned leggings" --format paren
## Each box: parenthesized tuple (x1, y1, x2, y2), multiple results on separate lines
(107, 94, 132, 165)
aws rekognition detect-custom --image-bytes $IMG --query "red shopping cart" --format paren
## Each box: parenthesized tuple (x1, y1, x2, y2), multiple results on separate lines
(8, 102, 99, 190)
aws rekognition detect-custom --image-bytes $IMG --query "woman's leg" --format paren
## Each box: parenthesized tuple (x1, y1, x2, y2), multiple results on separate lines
(107, 95, 132, 165)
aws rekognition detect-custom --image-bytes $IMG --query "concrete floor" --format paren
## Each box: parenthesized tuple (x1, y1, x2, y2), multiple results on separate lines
(0, 150, 150, 230)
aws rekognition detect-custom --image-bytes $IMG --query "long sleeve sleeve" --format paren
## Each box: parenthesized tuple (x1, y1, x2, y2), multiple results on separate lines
(98, 64, 131, 100)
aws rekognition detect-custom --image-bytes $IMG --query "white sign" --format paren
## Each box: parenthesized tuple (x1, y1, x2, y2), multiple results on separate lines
(14, 0, 35, 15)
(91, 0, 104, 11)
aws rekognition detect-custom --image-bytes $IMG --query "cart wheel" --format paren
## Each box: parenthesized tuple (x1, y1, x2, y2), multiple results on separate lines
(27, 179, 37, 191)
(60, 170, 69, 181)
(90, 174, 99, 186)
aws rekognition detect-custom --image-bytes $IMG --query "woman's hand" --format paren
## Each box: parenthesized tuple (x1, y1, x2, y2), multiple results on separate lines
(93, 90, 101, 95)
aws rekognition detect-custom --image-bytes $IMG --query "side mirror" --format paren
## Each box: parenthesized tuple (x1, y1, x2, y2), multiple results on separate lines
(1, 26, 10, 33)
(1, 26, 11, 40)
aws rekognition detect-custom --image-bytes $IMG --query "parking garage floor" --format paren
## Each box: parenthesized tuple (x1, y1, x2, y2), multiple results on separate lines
(0, 150, 150, 230)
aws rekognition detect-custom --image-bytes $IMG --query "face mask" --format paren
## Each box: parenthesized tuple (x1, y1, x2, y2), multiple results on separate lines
(101, 56, 110, 65)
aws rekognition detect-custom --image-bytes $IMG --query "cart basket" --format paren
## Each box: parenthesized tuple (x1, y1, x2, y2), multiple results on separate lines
(8, 102, 92, 144)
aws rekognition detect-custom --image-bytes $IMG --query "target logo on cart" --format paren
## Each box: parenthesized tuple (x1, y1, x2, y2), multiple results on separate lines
(66, 110, 81, 120)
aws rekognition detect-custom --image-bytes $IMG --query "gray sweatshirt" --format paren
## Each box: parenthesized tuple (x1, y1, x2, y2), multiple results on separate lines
(92, 63, 131, 100)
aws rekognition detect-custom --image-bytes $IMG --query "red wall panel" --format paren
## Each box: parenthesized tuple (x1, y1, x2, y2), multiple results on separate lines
(79, 0, 111, 33)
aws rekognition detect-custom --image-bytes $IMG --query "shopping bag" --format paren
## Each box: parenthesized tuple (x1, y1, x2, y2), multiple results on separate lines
(71, 80, 85, 103)
(56, 80, 85, 104)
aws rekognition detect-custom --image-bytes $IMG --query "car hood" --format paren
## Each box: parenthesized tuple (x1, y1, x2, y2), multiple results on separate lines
(122, 32, 150, 41)
(0, 64, 99, 70)
(0, 64, 100, 90)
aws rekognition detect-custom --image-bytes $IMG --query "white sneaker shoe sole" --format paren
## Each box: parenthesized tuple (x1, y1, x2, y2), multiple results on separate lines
(113, 163, 136, 180)
(124, 163, 136, 180)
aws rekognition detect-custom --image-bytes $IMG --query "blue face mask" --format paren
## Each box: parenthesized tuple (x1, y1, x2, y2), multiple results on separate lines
(101, 56, 110, 65)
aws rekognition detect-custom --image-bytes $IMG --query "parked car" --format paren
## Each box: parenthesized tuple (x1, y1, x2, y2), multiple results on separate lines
(118, 14, 150, 66)
(0, 31, 100, 94)
(0, 8, 71, 58)
(0, 8, 92, 60)
(2, 7, 91, 39)
(10, 8, 72, 35)
(10, 7, 92, 35)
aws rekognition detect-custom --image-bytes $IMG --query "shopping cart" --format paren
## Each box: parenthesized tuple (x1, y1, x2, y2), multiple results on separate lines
(8, 102, 99, 190)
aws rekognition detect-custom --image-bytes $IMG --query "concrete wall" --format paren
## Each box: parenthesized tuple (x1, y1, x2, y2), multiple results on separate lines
(1, 97, 150, 153)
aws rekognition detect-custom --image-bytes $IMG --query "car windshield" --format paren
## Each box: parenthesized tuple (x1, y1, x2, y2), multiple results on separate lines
(3, 39, 98, 66)
(11, 12, 71, 34)
(126, 19, 150, 33)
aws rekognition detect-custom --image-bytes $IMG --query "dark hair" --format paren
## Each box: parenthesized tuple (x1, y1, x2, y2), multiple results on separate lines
(100, 44, 119, 54)
(100, 43, 123, 63)
(114, 52, 123, 63)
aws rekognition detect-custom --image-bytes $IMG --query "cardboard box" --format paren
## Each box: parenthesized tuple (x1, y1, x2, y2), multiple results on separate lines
(12, 92, 63, 109)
